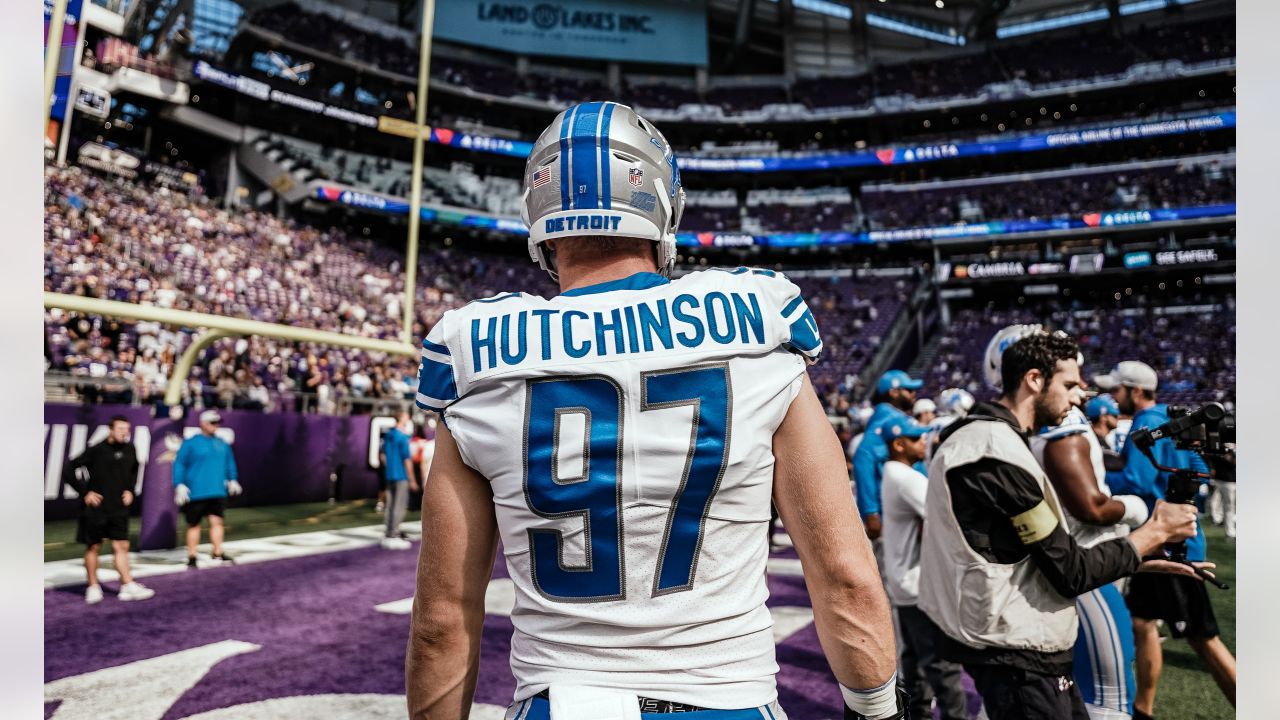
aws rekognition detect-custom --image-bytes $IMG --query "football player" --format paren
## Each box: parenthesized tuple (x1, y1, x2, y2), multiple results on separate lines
(406, 102, 902, 720)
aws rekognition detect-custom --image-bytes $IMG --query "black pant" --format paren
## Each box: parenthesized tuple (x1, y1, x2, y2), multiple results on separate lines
(897, 605, 970, 720)
(967, 664, 1089, 720)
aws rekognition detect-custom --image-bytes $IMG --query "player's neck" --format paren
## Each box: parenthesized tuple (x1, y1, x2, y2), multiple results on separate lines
(557, 256, 659, 294)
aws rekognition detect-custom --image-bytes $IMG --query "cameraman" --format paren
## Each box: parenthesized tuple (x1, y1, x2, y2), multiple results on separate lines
(918, 328, 1200, 720)
(1096, 362, 1236, 717)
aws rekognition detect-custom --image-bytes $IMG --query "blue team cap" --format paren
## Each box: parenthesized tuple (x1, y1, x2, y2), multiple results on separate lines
(877, 369, 924, 394)
(884, 418, 930, 440)
(1085, 395, 1119, 420)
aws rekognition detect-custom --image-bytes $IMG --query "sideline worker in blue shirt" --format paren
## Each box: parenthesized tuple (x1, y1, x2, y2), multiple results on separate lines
(380, 411, 418, 550)
(852, 369, 923, 539)
(1096, 361, 1235, 717)
(174, 410, 241, 567)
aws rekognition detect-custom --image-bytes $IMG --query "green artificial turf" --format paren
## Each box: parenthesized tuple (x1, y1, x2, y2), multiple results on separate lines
(1156, 522, 1235, 720)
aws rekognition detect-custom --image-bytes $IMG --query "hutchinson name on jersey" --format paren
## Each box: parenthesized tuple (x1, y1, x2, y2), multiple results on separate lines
(416, 267, 821, 709)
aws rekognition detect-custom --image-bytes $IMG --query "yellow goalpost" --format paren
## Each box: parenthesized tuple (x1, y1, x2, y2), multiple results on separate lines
(44, 292, 418, 409)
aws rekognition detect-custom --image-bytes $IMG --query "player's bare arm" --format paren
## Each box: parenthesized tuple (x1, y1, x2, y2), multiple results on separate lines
(406, 424, 499, 720)
(1042, 433, 1127, 525)
(772, 372, 897, 693)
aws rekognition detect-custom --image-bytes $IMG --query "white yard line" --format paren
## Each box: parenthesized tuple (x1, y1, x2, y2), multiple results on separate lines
(44, 522, 423, 589)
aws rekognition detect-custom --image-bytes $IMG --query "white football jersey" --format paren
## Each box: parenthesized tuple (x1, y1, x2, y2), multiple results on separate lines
(416, 268, 822, 709)
(1030, 408, 1127, 548)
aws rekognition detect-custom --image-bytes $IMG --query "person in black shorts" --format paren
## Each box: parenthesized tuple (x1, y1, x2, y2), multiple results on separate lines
(174, 410, 242, 567)
(1100, 361, 1236, 717)
(63, 416, 155, 604)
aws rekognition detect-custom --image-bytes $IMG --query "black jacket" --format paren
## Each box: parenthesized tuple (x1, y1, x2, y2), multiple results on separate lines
(936, 401, 1140, 675)
(62, 440, 140, 516)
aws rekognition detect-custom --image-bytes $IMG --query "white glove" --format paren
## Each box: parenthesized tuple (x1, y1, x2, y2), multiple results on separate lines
(1116, 495, 1150, 529)
(174, 484, 190, 506)
(226, 480, 243, 496)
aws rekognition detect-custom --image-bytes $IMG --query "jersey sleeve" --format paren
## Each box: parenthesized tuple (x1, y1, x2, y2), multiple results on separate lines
(416, 316, 461, 413)
(753, 270, 822, 364)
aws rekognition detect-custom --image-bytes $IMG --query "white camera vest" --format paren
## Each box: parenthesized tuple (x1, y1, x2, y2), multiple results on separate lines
(918, 417, 1079, 654)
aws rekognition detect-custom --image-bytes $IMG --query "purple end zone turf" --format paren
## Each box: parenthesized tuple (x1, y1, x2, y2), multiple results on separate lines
(46, 542, 979, 718)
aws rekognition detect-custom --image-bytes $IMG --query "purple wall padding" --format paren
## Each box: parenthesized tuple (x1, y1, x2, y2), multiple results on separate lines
(45, 404, 389, 549)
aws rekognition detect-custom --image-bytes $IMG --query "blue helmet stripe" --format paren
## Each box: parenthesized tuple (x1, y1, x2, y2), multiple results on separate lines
(570, 101, 603, 210)
(558, 105, 577, 211)
(598, 102, 615, 210)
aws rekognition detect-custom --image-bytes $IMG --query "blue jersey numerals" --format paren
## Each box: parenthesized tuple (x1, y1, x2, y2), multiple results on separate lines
(522, 364, 731, 602)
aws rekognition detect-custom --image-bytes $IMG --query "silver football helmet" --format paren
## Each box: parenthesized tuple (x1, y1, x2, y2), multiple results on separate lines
(521, 101, 685, 281)
(983, 324, 1083, 392)
(983, 324, 1044, 392)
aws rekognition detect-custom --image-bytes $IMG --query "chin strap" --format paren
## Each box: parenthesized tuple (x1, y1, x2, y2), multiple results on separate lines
(841, 674, 909, 720)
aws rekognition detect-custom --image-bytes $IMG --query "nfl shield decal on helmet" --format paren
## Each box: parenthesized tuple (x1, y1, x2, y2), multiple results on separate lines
(628, 167, 643, 186)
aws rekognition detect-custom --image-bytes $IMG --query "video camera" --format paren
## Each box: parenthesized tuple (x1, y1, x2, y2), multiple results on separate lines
(1127, 402, 1234, 589)
(1129, 402, 1235, 458)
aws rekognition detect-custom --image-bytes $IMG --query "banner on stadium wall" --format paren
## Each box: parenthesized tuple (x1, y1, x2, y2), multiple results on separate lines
(308, 179, 1235, 248)
(45, 0, 85, 120)
(44, 404, 397, 547)
(678, 112, 1236, 173)
(434, 0, 708, 66)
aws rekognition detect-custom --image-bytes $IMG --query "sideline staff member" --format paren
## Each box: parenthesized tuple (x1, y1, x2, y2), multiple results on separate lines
(919, 328, 1200, 720)
(853, 369, 924, 538)
(64, 416, 155, 604)
(881, 417, 969, 720)
(1098, 361, 1236, 716)
(174, 410, 242, 567)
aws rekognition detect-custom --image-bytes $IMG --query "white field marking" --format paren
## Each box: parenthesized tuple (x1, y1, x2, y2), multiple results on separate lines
(766, 557, 804, 577)
(45, 522, 424, 589)
(770, 605, 816, 644)
(45, 640, 261, 720)
(376, 577, 516, 617)
(176, 694, 507, 720)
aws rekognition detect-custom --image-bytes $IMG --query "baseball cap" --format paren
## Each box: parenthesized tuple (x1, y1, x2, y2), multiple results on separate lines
(884, 418, 930, 440)
(199, 410, 222, 424)
(913, 398, 937, 416)
(1084, 395, 1120, 420)
(1093, 361, 1158, 392)
(877, 369, 924, 394)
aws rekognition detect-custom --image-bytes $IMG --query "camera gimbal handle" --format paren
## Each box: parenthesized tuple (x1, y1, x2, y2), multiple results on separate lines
(1129, 437, 1228, 590)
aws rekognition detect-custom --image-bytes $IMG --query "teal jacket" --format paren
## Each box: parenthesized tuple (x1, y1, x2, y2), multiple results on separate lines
(174, 434, 238, 501)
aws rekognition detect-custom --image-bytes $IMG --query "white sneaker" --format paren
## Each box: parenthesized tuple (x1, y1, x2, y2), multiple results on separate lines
(381, 537, 411, 550)
(118, 582, 156, 601)
(85, 585, 103, 604)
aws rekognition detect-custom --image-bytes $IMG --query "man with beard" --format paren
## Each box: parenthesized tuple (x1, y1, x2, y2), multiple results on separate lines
(1098, 361, 1236, 717)
(918, 328, 1202, 720)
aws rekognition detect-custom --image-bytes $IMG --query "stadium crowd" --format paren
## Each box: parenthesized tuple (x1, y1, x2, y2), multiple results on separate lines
(43, 166, 907, 415)
(862, 160, 1236, 228)
(919, 295, 1236, 407)
(43, 165, 549, 413)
